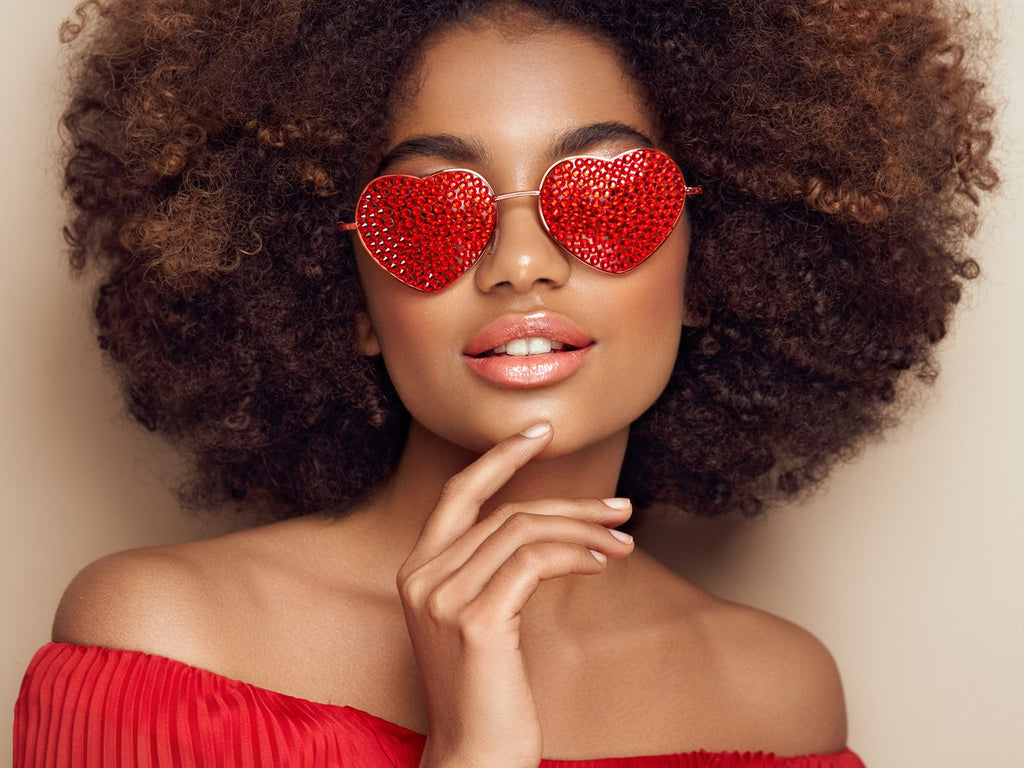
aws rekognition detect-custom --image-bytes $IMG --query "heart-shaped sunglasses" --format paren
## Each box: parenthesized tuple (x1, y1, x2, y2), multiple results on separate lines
(339, 148, 701, 292)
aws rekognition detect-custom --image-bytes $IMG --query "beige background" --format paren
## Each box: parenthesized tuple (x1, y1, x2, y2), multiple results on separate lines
(3, 1, 1022, 766)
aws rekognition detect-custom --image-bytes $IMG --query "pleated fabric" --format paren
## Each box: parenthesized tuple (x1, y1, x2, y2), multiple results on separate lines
(14, 643, 867, 768)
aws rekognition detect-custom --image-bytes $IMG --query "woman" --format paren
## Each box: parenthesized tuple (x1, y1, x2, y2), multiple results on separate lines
(15, 0, 996, 766)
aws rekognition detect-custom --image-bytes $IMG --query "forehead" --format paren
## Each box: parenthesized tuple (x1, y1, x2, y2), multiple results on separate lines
(387, 21, 655, 157)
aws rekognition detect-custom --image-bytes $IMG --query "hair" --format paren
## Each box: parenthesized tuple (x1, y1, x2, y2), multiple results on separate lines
(59, 0, 997, 518)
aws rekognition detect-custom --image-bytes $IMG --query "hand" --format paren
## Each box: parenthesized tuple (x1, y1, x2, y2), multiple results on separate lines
(397, 423, 635, 768)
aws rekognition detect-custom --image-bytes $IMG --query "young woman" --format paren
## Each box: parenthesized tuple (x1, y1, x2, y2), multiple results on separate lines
(15, 0, 996, 766)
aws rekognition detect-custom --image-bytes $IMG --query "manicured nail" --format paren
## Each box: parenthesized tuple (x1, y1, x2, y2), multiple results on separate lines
(609, 529, 633, 545)
(602, 497, 631, 510)
(519, 423, 552, 439)
(589, 549, 608, 563)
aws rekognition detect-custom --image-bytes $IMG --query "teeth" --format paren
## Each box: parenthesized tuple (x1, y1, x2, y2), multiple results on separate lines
(492, 337, 565, 356)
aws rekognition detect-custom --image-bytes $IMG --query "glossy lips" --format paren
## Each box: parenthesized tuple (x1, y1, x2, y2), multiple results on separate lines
(342, 149, 695, 292)
(463, 312, 593, 388)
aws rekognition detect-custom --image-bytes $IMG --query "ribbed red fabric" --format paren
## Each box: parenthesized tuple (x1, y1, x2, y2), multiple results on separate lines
(14, 643, 866, 768)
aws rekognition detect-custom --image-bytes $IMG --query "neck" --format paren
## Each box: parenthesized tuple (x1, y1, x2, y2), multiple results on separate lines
(356, 419, 634, 614)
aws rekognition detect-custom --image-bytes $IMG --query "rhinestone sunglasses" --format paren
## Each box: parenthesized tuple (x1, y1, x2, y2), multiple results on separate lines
(339, 147, 702, 292)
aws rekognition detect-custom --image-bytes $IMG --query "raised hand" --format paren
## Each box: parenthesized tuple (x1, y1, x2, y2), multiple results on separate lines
(397, 423, 635, 768)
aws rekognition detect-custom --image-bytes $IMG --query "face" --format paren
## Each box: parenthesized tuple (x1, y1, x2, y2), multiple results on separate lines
(353, 18, 691, 457)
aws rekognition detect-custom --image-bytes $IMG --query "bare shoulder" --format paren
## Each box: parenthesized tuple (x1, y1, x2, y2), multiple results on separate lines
(696, 595, 849, 755)
(616, 554, 847, 755)
(52, 539, 224, 663)
(49, 514, 395, 688)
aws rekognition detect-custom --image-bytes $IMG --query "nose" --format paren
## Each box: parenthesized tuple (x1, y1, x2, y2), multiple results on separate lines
(473, 194, 571, 293)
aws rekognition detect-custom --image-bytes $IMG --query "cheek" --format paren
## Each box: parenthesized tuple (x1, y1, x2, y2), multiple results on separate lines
(634, 280, 685, 388)
(361, 284, 441, 370)
(575, 222, 688, 431)
(355, 244, 431, 342)
(631, 225, 689, 382)
(638, 219, 689, 332)
(355, 249, 463, 400)
(355, 249, 423, 360)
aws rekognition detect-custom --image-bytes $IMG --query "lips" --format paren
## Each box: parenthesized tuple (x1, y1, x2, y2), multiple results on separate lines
(464, 313, 592, 356)
(463, 312, 594, 388)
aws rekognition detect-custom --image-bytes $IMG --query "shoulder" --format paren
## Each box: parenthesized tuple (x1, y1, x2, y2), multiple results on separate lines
(697, 597, 848, 755)
(616, 554, 848, 755)
(52, 542, 219, 663)
(48, 521, 289, 668)
(49, 515, 384, 673)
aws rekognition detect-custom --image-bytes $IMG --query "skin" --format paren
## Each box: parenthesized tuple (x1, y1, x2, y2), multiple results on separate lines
(53, 18, 848, 766)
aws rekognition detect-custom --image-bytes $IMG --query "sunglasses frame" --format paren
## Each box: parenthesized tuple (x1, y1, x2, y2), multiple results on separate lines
(339, 148, 702, 291)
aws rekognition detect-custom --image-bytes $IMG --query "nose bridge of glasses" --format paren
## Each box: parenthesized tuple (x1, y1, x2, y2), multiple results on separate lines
(493, 189, 542, 203)
(476, 184, 570, 292)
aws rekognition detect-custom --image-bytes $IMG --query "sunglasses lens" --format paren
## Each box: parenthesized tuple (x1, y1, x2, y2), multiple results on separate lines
(539, 150, 687, 273)
(354, 171, 495, 292)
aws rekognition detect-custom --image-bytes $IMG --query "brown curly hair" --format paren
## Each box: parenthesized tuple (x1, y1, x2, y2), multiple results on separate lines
(59, 0, 997, 518)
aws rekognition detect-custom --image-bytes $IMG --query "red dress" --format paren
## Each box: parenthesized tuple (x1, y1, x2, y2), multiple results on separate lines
(15, 643, 866, 768)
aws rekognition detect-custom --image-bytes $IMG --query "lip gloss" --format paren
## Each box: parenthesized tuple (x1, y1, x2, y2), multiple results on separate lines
(462, 312, 594, 388)
(464, 347, 591, 388)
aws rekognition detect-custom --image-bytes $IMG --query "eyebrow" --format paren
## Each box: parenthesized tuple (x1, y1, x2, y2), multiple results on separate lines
(550, 122, 656, 157)
(377, 121, 656, 172)
(376, 135, 489, 172)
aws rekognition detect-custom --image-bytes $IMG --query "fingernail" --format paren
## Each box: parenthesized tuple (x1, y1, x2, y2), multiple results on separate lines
(589, 549, 608, 563)
(519, 423, 552, 439)
(601, 498, 631, 509)
(609, 529, 633, 545)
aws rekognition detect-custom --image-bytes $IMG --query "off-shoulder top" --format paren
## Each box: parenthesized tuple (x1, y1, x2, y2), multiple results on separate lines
(14, 643, 866, 767)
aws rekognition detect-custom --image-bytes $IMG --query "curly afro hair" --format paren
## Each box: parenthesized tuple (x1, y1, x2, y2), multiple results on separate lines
(59, 0, 997, 518)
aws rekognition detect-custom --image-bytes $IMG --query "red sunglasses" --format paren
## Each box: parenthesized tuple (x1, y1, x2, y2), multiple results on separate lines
(339, 147, 701, 292)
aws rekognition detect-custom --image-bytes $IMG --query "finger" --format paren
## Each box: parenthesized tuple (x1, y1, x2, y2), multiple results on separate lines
(415, 500, 631, 585)
(414, 423, 553, 556)
(432, 513, 633, 603)
(460, 543, 611, 637)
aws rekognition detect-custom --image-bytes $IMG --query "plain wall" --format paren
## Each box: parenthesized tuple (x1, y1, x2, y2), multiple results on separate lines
(3, 1, 1022, 766)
